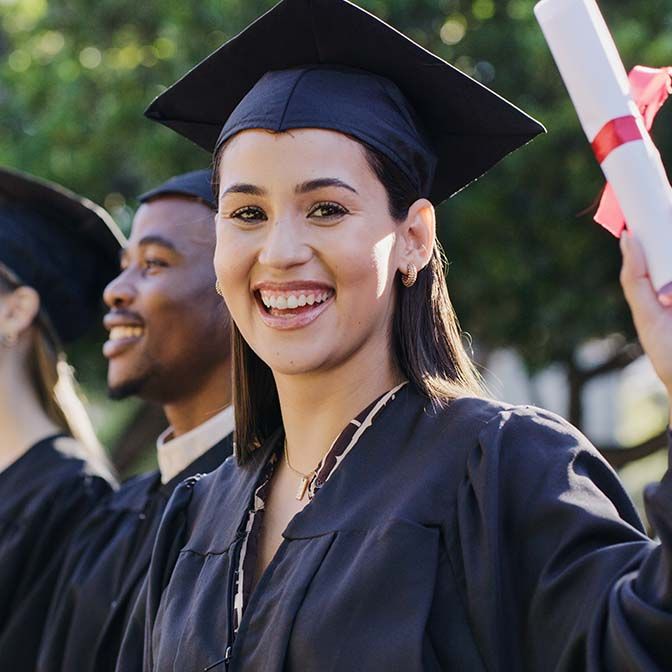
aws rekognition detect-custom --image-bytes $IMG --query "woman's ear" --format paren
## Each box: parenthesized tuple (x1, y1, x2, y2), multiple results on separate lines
(0, 286, 41, 342)
(397, 198, 435, 275)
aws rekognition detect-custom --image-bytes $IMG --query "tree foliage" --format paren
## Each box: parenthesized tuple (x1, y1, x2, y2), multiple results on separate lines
(1, 0, 671, 373)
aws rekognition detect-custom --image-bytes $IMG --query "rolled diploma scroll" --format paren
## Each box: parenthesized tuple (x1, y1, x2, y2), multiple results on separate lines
(534, 0, 672, 299)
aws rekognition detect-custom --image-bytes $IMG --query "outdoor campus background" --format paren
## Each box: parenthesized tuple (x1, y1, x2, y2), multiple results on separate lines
(1, 0, 671, 519)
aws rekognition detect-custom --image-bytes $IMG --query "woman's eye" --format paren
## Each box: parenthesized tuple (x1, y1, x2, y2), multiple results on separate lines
(230, 206, 267, 223)
(308, 202, 349, 219)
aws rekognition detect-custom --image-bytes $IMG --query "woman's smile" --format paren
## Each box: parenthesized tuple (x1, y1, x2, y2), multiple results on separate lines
(253, 281, 336, 330)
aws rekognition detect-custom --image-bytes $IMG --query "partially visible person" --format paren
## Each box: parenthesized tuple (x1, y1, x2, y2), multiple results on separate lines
(38, 170, 234, 672)
(0, 167, 122, 666)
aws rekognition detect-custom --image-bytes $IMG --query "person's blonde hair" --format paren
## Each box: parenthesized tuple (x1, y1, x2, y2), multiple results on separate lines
(0, 268, 116, 483)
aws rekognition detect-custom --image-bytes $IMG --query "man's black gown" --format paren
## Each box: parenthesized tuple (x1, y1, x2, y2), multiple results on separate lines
(38, 434, 233, 672)
(0, 435, 112, 667)
(118, 387, 672, 671)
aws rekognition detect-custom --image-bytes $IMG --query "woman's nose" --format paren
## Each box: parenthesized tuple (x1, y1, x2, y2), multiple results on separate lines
(257, 219, 312, 269)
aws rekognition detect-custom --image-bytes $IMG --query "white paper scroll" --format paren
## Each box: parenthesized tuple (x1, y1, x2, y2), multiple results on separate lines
(534, 0, 672, 299)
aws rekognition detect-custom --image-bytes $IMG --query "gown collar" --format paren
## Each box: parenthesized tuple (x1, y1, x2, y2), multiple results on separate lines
(309, 382, 407, 499)
(229, 382, 409, 631)
(0, 433, 66, 478)
(235, 382, 409, 541)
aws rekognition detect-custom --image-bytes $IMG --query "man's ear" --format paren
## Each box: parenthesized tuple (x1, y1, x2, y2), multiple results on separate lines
(396, 198, 435, 275)
(0, 286, 41, 341)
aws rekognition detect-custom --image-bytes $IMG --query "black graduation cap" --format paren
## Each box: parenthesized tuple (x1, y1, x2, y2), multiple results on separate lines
(0, 167, 126, 343)
(145, 0, 545, 204)
(138, 169, 215, 210)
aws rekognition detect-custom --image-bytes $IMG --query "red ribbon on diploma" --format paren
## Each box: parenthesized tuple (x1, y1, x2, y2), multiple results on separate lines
(594, 66, 672, 237)
(591, 115, 643, 165)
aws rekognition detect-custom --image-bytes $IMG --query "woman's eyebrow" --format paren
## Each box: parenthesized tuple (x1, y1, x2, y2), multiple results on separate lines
(295, 178, 358, 194)
(220, 183, 266, 197)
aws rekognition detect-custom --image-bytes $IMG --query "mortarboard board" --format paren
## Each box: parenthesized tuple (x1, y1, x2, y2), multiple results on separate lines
(145, 0, 545, 204)
(138, 169, 216, 210)
(0, 167, 125, 344)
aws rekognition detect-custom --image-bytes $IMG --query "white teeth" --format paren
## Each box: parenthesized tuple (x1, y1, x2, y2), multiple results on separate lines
(109, 326, 144, 341)
(259, 289, 333, 311)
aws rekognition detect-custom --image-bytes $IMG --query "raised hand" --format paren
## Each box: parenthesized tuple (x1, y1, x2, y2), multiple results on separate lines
(620, 232, 672, 405)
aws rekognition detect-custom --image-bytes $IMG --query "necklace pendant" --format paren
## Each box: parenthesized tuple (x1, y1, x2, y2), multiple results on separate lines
(296, 476, 310, 501)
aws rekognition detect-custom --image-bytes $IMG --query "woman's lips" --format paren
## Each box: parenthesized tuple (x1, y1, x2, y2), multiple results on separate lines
(254, 289, 335, 330)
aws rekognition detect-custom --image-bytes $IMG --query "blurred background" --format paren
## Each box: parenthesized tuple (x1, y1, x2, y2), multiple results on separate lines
(1, 0, 671, 518)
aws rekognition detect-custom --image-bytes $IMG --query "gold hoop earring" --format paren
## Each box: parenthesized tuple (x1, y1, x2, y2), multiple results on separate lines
(215, 280, 224, 297)
(401, 263, 417, 288)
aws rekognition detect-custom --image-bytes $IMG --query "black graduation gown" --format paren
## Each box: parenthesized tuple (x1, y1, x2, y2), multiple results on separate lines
(0, 435, 112, 667)
(119, 387, 672, 672)
(38, 433, 233, 672)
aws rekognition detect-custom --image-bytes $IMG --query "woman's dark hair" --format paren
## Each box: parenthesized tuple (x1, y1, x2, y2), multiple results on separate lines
(213, 137, 485, 463)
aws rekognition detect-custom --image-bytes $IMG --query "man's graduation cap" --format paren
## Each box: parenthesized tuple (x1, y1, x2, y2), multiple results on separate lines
(145, 0, 545, 204)
(0, 167, 125, 343)
(139, 169, 215, 210)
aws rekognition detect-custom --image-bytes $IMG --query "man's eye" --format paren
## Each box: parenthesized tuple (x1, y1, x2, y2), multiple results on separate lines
(230, 206, 267, 223)
(308, 202, 349, 219)
(143, 258, 168, 270)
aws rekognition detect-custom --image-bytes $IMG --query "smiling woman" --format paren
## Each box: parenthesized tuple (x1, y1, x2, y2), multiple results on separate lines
(214, 127, 484, 460)
(116, 1, 672, 671)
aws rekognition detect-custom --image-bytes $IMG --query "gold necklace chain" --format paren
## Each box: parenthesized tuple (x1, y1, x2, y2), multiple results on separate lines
(283, 439, 318, 501)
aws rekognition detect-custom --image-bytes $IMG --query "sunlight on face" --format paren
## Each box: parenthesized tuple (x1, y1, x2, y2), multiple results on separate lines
(372, 233, 395, 298)
(214, 128, 403, 378)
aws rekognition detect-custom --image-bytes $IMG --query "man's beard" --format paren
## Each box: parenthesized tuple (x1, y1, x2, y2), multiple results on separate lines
(107, 350, 165, 401)
(107, 375, 149, 400)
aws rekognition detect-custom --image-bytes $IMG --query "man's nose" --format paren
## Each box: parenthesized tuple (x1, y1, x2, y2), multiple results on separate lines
(103, 269, 137, 309)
